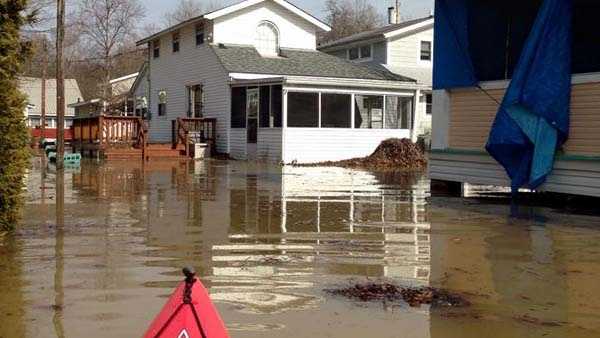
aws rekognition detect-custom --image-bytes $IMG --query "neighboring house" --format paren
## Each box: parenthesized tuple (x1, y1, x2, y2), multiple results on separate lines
(132, 0, 428, 163)
(319, 15, 434, 137)
(19, 77, 83, 138)
(70, 72, 139, 117)
(430, 0, 600, 198)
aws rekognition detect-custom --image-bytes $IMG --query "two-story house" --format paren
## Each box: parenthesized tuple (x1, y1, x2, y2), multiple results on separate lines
(319, 15, 434, 137)
(132, 0, 428, 163)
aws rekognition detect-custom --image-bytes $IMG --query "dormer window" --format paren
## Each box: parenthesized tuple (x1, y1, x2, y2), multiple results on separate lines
(255, 21, 279, 56)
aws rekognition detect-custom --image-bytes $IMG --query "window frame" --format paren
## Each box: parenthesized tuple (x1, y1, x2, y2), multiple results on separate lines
(172, 31, 180, 53)
(255, 20, 280, 56)
(347, 44, 373, 61)
(195, 24, 205, 46)
(420, 41, 432, 61)
(157, 90, 167, 117)
(152, 39, 160, 59)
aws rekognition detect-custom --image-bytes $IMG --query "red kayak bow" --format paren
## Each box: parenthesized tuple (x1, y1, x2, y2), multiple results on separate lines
(143, 267, 230, 338)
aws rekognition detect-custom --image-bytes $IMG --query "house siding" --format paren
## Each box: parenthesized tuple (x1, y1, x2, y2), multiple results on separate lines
(230, 128, 247, 159)
(447, 82, 600, 156)
(387, 28, 434, 68)
(147, 24, 230, 152)
(212, 0, 317, 50)
(282, 128, 410, 164)
(257, 128, 282, 162)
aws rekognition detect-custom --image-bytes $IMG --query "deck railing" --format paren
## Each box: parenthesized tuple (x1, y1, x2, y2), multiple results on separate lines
(173, 117, 217, 157)
(73, 115, 147, 156)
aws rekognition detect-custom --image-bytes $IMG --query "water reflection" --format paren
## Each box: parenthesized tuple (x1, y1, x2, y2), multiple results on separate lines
(1, 158, 598, 338)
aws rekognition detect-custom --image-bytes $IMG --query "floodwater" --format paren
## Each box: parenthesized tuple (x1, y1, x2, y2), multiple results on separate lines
(1, 158, 600, 338)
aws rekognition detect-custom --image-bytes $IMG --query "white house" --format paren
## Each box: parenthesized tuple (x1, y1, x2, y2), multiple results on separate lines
(19, 77, 82, 129)
(133, 0, 429, 163)
(319, 15, 434, 136)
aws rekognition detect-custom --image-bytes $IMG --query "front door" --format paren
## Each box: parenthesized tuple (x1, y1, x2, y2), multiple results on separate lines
(246, 88, 259, 158)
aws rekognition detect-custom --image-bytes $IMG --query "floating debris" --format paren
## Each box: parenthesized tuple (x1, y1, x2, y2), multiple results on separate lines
(301, 138, 427, 171)
(514, 314, 565, 327)
(325, 282, 470, 308)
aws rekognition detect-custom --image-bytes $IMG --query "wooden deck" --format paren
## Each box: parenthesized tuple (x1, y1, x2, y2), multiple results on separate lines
(72, 115, 216, 160)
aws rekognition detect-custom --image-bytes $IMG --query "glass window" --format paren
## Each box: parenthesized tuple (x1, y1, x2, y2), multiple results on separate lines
(385, 96, 413, 129)
(271, 85, 282, 128)
(420, 41, 432, 61)
(196, 24, 204, 46)
(187, 85, 203, 117)
(256, 21, 279, 56)
(288, 92, 318, 127)
(355, 95, 383, 129)
(360, 45, 371, 59)
(157, 90, 167, 116)
(153, 39, 160, 58)
(425, 93, 432, 115)
(231, 87, 247, 128)
(172, 32, 180, 53)
(348, 47, 359, 60)
(321, 93, 351, 128)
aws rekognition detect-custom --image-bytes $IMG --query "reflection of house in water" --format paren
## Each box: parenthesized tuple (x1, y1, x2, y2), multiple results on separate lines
(212, 166, 431, 313)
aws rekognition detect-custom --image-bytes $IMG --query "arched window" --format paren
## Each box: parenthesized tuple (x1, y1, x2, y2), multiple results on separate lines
(255, 21, 279, 56)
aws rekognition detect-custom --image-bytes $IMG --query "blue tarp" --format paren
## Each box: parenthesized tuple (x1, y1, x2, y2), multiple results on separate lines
(432, 0, 477, 90)
(486, 0, 572, 191)
(433, 0, 573, 191)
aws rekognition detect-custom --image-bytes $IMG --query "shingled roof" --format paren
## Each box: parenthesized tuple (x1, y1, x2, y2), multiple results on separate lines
(211, 44, 415, 82)
(318, 16, 434, 50)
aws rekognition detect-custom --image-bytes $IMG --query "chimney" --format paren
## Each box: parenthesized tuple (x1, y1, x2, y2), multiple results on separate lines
(388, 7, 397, 24)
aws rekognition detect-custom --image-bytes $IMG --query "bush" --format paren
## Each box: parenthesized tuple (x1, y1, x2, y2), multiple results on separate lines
(0, 0, 32, 230)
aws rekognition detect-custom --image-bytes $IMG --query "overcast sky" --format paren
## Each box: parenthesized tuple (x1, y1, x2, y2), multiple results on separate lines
(142, 0, 434, 27)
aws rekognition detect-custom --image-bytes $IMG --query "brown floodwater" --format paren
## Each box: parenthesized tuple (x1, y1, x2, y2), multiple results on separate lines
(1, 158, 600, 338)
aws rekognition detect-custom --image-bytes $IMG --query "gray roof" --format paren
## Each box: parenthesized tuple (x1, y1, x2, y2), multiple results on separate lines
(319, 16, 434, 50)
(18, 77, 83, 117)
(211, 44, 415, 82)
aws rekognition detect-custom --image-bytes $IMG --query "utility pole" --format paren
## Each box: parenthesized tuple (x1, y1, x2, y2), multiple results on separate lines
(41, 38, 47, 146)
(56, 0, 65, 169)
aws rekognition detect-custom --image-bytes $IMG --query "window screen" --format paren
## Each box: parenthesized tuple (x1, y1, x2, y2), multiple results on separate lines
(355, 95, 383, 129)
(348, 48, 359, 60)
(321, 93, 351, 128)
(385, 96, 413, 129)
(271, 85, 282, 127)
(288, 92, 318, 127)
(231, 87, 246, 128)
(259, 86, 270, 128)
(196, 24, 204, 46)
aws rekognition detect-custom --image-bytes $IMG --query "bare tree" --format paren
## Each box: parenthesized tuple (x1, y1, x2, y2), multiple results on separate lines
(321, 0, 383, 43)
(74, 0, 145, 101)
(165, 0, 222, 26)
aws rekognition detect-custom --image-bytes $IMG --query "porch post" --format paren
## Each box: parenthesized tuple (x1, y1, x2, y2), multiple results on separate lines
(350, 94, 355, 129)
(282, 89, 288, 163)
(412, 89, 421, 142)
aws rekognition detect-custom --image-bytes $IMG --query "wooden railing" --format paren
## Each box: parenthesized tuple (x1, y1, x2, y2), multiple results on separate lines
(173, 117, 217, 157)
(73, 115, 147, 156)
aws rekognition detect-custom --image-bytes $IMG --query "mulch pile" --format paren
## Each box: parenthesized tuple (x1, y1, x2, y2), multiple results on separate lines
(303, 138, 427, 171)
(326, 282, 470, 308)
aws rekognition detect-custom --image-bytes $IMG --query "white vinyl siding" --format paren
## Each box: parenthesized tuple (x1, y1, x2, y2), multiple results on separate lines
(230, 128, 247, 159)
(282, 128, 410, 164)
(212, 0, 317, 50)
(148, 24, 230, 152)
(387, 28, 434, 68)
(257, 128, 282, 161)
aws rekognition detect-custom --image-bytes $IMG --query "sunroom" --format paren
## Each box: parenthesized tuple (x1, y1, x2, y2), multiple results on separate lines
(229, 76, 421, 163)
